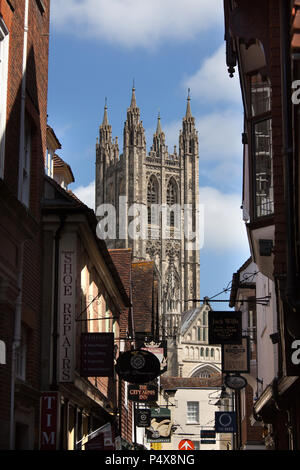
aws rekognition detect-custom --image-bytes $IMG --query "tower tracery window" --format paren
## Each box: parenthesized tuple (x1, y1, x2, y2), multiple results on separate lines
(166, 178, 178, 227)
(147, 175, 159, 224)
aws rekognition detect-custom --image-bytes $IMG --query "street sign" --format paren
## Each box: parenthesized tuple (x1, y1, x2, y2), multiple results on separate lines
(209, 311, 242, 345)
(146, 408, 172, 443)
(135, 409, 151, 427)
(115, 349, 161, 384)
(215, 411, 237, 433)
(80, 332, 114, 377)
(222, 336, 250, 373)
(178, 439, 195, 450)
(39, 392, 60, 450)
(225, 373, 247, 390)
(128, 384, 158, 403)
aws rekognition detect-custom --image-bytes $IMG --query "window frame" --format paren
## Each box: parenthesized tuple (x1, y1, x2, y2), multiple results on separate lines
(186, 401, 199, 424)
(247, 72, 274, 221)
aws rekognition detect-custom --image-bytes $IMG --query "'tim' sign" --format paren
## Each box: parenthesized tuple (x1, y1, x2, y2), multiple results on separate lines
(40, 392, 60, 450)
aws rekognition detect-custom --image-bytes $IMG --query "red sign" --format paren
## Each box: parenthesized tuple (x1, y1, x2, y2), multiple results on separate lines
(40, 392, 60, 450)
(178, 439, 195, 450)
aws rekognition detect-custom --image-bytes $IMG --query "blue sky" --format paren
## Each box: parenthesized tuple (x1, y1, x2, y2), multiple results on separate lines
(48, 0, 250, 308)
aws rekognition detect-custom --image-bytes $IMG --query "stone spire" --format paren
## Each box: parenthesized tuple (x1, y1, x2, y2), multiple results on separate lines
(102, 97, 109, 125)
(185, 88, 192, 118)
(156, 111, 162, 135)
(130, 80, 137, 108)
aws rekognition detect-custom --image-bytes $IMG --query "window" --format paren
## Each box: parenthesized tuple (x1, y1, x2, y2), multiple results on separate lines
(187, 401, 199, 423)
(147, 175, 159, 225)
(249, 73, 273, 218)
(45, 148, 53, 177)
(0, 19, 9, 179)
(166, 178, 178, 227)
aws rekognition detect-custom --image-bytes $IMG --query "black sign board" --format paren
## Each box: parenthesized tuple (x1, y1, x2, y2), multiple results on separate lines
(200, 430, 216, 439)
(128, 384, 158, 403)
(115, 349, 161, 384)
(215, 411, 237, 433)
(135, 409, 151, 427)
(209, 311, 242, 345)
(80, 333, 114, 377)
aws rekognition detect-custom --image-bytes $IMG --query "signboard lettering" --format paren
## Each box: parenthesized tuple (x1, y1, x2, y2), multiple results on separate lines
(59, 234, 76, 383)
(40, 392, 59, 450)
(81, 332, 114, 377)
(209, 311, 242, 345)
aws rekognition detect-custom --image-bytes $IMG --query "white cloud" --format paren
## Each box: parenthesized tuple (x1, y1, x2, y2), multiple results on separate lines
(200, 186, 248, 252)
(73, 180, 95, 210)
(51, 0, 223, 48)
(73, 180, 248, 253)
(184, 44, 242, 105)
(196, 110, 243, 161)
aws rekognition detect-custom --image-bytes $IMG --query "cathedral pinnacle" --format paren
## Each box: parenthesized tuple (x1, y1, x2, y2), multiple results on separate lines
(102, 97, 109, 126)
(185, 88, 192, 118)
(156, 111, 162, 135)
(130, 81, 137, 108)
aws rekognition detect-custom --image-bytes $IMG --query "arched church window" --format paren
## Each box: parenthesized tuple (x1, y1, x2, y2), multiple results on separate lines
(147, 176, 159, 224)
(167, 178, 178, 227)
(200, 347, 204, 357)
(211, 349, 215, 358)
(205, 348, 209, 357)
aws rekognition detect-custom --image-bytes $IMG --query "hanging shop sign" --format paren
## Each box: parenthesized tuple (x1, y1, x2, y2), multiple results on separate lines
(200, 429, 216, 445)
(59, 233, 77, 383)
(215, 411, 237, 433)
(141, 340, 168, 374)
(128, 384, 158, 403)
(209, 311, 242, 345)
(39, 392, 60, 450)
(222, 336, 250, 373)
(145, 408, 172, 443)
(80, 332, 114, 377)
(224, 373, 247, 390)
(115, 349, 161, 384)
(135, 408, 151, 427)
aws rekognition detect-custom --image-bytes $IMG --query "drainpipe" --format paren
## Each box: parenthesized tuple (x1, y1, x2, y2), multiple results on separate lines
(9, 243, 24, 449)
(17, 0, 29, 202)
(280, 0, 300, 337)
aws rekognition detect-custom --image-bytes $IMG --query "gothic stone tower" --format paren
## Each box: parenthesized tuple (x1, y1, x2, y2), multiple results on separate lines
(95, 88, 200, 375)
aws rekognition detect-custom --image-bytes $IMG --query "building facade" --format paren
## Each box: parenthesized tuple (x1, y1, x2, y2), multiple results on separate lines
(0, 0, 50, 449)
(95, 88, 200, 354)
(224, 0, 300, 450)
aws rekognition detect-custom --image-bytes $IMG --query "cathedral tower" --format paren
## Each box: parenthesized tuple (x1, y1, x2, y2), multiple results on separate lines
(95, 88, 200, 375)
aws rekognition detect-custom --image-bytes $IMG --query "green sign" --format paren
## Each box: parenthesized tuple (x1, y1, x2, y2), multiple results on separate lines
(145, 408, 172, 443)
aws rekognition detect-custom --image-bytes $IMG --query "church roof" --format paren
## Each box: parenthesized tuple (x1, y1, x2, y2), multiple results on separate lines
(181, 304, 209, 335)
(161, 375, 222, 391)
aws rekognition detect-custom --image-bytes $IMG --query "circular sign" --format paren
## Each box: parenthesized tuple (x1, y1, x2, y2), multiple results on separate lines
(218, 412, 233, 427)
(225, 374, 247, 390)
(115, 349, 161, 384)
(178, 439, 195, 451)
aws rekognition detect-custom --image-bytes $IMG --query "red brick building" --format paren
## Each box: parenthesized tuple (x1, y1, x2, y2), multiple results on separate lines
(224, 0, 300, 450)
(0, 0, 50, 449)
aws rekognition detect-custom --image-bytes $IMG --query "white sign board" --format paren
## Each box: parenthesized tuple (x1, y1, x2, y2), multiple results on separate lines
(59, 233, 77, 382)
